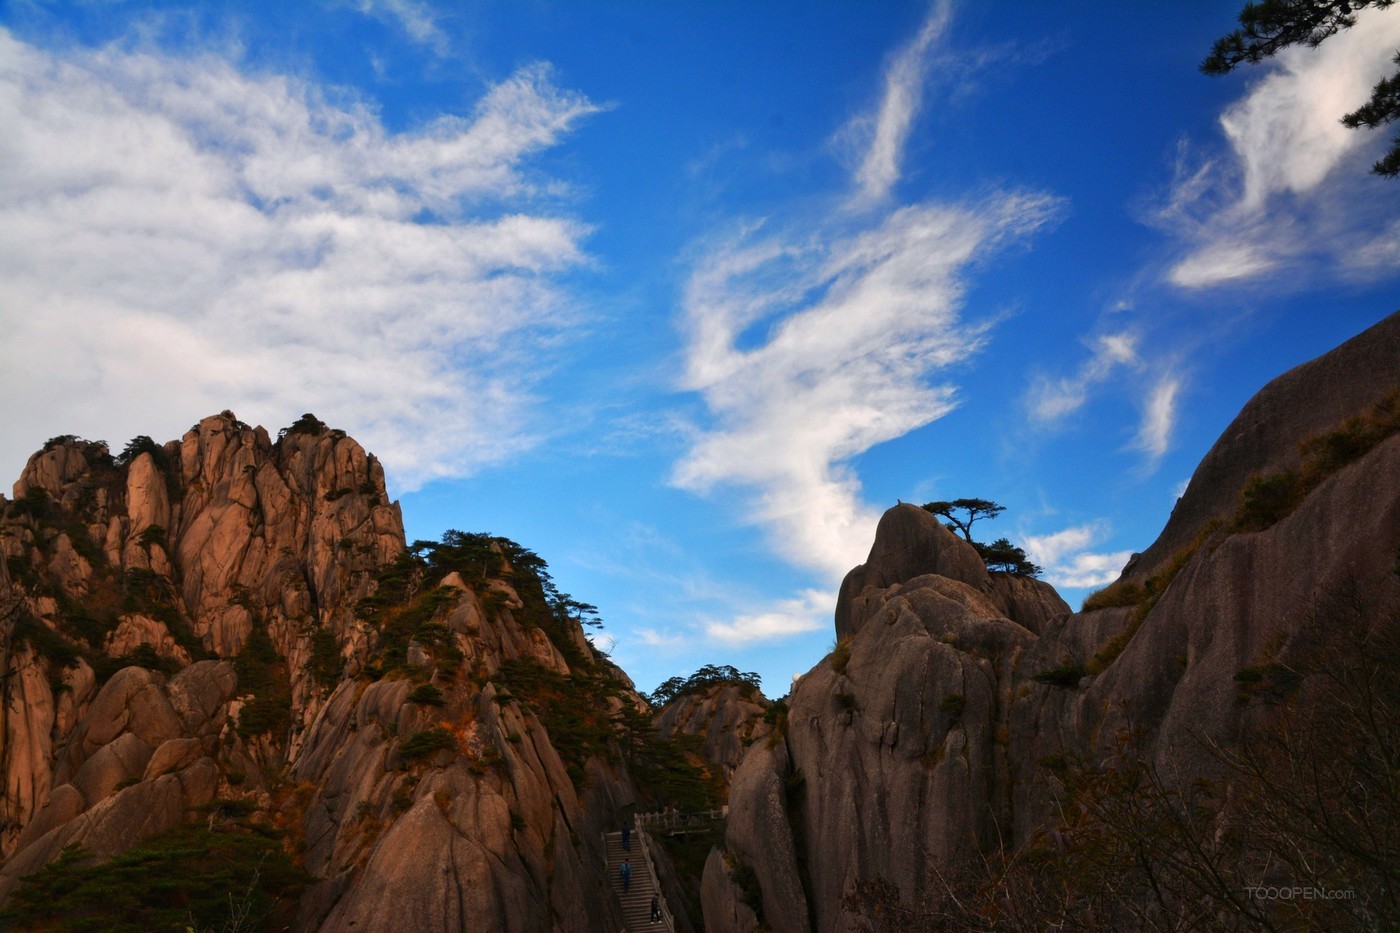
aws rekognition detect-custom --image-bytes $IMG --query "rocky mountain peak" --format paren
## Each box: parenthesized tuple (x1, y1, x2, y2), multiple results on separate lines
(704, 311, 1400, 932)
(0, 412, 701, 930)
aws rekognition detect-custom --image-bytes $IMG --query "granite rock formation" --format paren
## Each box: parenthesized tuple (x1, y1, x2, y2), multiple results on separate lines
(0, 412, 648, 930)
(705, 311, 1400, 931)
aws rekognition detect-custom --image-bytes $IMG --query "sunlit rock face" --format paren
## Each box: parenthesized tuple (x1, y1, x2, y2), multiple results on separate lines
(0, 412, 642, 930)
(705, 311, 1400, 932)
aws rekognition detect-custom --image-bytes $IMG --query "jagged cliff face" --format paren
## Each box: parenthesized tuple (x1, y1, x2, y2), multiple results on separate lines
(0, 412, 402, 859)
(0, 412, 646, 930)
(705, 312, 1400, 932)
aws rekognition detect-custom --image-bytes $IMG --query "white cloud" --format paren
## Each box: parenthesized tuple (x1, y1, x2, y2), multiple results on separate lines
(636, 629, 688, 650)
(0, 31, 600, 490)
(675, 192, 1060, 579)
(846, 0, 952, 204)
(1348, 218, 1400, 271)
(674, 3, 1060, 580)
(704, 589, 830, 645)
(1023, 523, 1133, 590)
(349, 0, 449, 55)
(1161, 5, 1400, 289)
(1132, 375, 1180, 462)
(1027, 331, 1139, 423)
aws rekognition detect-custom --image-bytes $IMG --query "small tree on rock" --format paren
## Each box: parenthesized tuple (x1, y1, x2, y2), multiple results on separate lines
(974, 537, 1044, 577)
(921, 499, 1005, 542)
(921, 499, 1042, 577)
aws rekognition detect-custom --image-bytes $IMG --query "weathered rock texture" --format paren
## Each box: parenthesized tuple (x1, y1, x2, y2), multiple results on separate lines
(0, 412, 643, 930)
(705, 311, 1400, 932)
(655, 682, 771, 788)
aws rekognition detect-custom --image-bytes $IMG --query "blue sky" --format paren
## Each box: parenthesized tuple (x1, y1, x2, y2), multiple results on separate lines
(3, 1, 1398, 698)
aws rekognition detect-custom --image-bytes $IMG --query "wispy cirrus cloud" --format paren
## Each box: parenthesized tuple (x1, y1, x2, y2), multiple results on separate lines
(1023, 523, 1133, 590)
(0, 30, 600, 489)
(1132, 374, 1181, 463)
(845, 0, 953, 205)
(1027, 337, 1181, 466)
(1027, 332, 1140, 423)
(345, 0, 449, 55)
(1160, 4, 1400, 290)
(674, 3, 1061, 584)
(675, 193, 1060, 581)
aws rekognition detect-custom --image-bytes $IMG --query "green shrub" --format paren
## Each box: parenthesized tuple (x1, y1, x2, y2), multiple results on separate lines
(12, 615, 82, 670)
(120, 568, 205, 659)
(0, 825, 306, 933)
(613, 704, 722, 812)
(829, 638, 853, 675)
(974, 537, 1043, 576)
(11, 487, 53, 520)
(136, 525, 166, 549)
(1233, 663, 1302, 704)
(1031, 663, 1086, 689)
(92, 645, 181, 682)
(280, 413, 328, 438)
(407, 683, 445, 706)
(309, 629, 342, 686)
(939, 693, 966, 717)
(3, 552, 41, 589)
(1232, 390, 1400, 534)
(1082, 580, 1147, 612)
(234, 626, 291, 739)
(1233, 471, 1302, 532)
(400, 728, 456, 761)
(729, 858, 765, 923)
(647, 663, 763, 707)
(114, 435, 166, 470)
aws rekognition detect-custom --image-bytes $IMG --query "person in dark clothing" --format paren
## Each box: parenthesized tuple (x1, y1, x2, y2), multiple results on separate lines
(622, 823, 631, 851)
(620, 859, 632, 893)
(650, 895, 661, 923)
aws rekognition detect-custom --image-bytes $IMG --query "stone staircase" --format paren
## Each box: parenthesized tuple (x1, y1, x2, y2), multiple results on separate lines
(604, 830, 673, 931)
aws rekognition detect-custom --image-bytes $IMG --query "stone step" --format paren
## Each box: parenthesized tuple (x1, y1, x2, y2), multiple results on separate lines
(603, 831, 674, 932)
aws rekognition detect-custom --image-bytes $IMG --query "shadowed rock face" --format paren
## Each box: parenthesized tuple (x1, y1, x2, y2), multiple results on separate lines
(0, 663, 234, 905)
(654, 682, 771, 788)
(0, 412, 640, 930)
(1124, 310, 1400, 584)
(705, 310, 1400, 932)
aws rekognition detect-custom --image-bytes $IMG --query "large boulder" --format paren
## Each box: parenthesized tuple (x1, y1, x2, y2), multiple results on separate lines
(835, 504, 988, 639)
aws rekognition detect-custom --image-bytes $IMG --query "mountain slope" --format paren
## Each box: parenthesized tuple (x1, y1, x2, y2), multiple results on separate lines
(0, 411, 663, 930)
(705, 310, 1400, 931)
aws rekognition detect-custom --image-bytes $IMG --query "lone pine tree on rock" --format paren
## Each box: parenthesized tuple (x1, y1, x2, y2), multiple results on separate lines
(921, 498, 1004, 542)
(921, 499, 1042, 577)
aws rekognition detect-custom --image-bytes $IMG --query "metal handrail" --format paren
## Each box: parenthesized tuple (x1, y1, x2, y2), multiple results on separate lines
(635, 826, 675, 931)
(634, 805, 728, 831)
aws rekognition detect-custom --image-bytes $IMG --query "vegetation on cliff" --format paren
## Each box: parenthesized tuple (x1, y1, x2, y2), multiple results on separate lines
(921, 499, 1042, 576)
(0, 823, 306, 933)
(647, 664, 764, 708)
(845, 579, 1400, 930)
